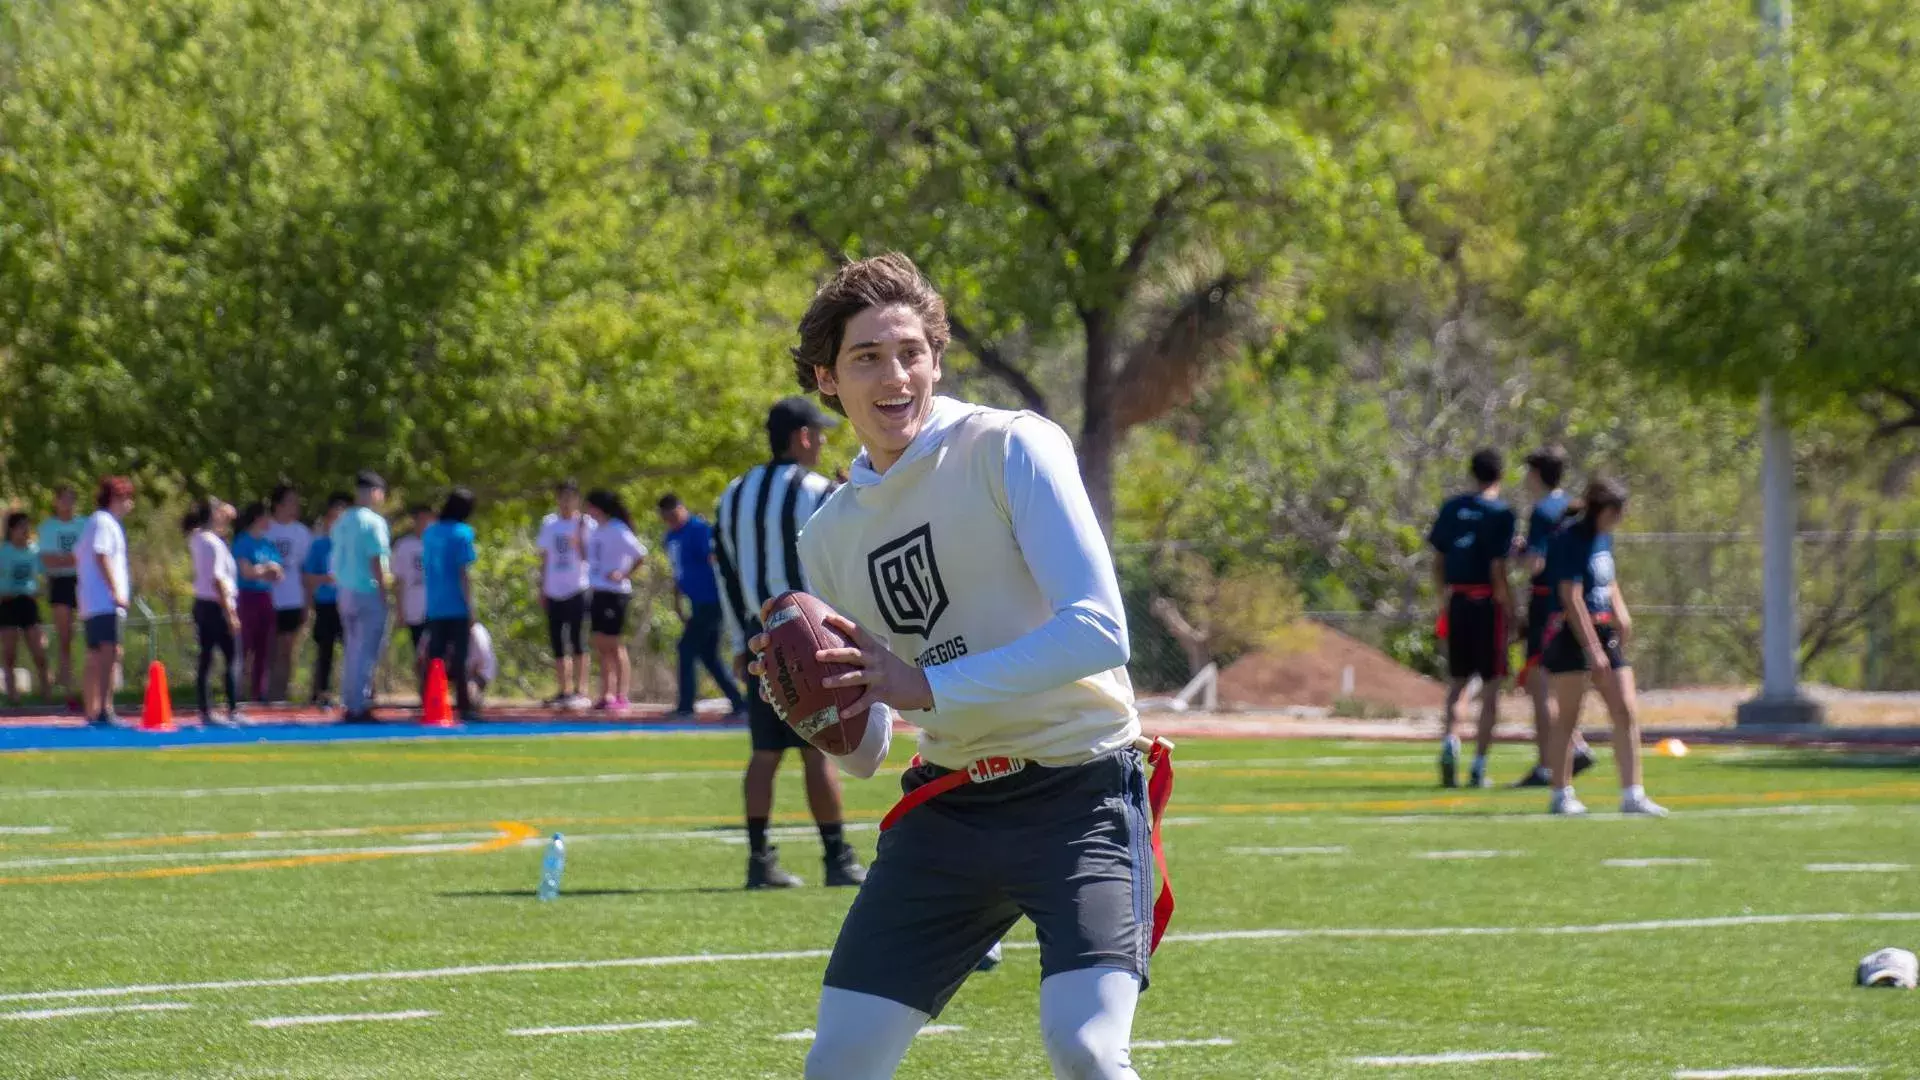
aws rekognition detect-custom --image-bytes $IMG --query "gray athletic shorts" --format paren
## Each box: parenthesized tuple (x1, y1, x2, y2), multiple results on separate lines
(822, 748, 1153, 1017)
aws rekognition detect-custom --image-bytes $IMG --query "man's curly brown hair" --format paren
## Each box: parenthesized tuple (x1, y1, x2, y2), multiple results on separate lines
(792, 253, 951, 414)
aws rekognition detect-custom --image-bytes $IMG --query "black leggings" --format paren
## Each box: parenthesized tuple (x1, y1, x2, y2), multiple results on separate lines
(422, 617, 473, 715)
(193, 599, 238, 716)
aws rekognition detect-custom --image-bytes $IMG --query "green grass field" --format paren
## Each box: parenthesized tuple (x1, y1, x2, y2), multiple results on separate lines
(4, 732, 1919, 1078)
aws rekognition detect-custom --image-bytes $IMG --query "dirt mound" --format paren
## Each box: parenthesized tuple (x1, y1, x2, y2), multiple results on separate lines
(1216, 622, 1444, 711)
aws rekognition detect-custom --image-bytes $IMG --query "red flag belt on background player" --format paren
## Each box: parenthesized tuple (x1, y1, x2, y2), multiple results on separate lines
(879, 737, 1178, 955)
(1437, 584, 1495, 640)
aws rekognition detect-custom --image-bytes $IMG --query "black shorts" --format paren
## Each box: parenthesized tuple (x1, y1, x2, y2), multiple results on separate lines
(48, 577, 77, 610)
(547, 592, 588, 658)
(84, 613, 121, 649)
(823, 749, 1154, 1017)
(0, 595, 39, 630)
(1445, 592, 1507, 682)
(1544, 619, 1629, 675)
(589, 590, 630, 637)
(747, 691, 809, 753)
(1525, 591, 1554, 661)
(275, 607, 306, 635)
(312, 601, 341, 646)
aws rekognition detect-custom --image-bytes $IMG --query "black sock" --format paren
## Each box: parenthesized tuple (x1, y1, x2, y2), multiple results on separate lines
(747, 817, 769, 856)
(818, 823, 845, 857)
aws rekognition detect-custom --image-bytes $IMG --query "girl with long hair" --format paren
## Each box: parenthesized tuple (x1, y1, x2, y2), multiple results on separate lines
(584, 489, 646, 711)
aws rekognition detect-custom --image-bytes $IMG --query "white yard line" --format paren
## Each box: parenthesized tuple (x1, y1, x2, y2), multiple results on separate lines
(10, 911, 1920, 1004)
(1, 1002, 190, 1021)
(1805, 864, 1908, 873)
(508, 1019, 697, 1036)
(1134, 1037, 1235, 1049)
(1347, 805, 1856, 825)
(0, 825, 63, 835)
(1674, 1060, 1866, 1068)
(774, 1029, 816, 1041)
(1227, 846, 1348, 857)
(250, 1010, 437, 1029)
(1416, 850, 1518, 860)
(1354, 1051, 1550, 1066)
(1604, 858, 1709, 868)
(919, 1025, 965, 1036)
(0, 771, 735, 800)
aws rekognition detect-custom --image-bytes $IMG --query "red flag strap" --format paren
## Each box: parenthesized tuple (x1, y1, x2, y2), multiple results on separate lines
(876, 738, 1177, 955)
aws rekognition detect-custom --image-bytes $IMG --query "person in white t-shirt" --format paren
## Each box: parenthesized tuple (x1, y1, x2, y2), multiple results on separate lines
(466, 622, 498, 706)
(390, 504, 433, 671)
(583, 489, 646, 712)
(536, 479, 596, 710)
(184, 498, 242, 726)
(263, 483, 312, 703)
(76, 477, 135, 728)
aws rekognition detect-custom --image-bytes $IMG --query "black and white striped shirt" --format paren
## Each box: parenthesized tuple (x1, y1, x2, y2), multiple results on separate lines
(714, 459, 833, 656)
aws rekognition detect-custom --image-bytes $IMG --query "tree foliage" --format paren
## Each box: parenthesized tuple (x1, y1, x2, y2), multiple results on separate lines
(695, 0, 1425, 522)
(0, 0, 803, 508)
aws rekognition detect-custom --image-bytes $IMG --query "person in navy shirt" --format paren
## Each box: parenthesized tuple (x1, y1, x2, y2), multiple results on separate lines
(1425, 448, 1517, 789)
(1511, 447, 1593, 787)
(303, 493, 351, 707)
(1540, 477, 1664, 817)
(420, 487, 480, 722)
(656, 494, 748, 721)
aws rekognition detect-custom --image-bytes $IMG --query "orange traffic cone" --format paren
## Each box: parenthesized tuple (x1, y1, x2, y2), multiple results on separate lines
(421, 659, 456, 728)
(140, 661, 176, 732)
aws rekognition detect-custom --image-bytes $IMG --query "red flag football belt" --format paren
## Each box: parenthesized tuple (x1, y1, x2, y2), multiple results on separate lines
(1517, 610, 1615, 683)
(879, 736, 1178, 955)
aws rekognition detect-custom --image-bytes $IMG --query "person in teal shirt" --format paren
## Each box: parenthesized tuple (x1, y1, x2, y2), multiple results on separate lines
(37, 484, 84, 698)
(0, 512, 51, 704)
(330, 471, 391, 722)
(231, 504, 283, 703)
(421, 487, 480, 722)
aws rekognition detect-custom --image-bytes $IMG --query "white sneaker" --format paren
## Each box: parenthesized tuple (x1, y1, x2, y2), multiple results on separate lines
(566, 694, 593, 712)
(1620, 793, 1670, 817)
(1549, 791, 1589, 816)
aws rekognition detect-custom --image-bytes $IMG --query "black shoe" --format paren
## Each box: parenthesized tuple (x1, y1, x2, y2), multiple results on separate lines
(341, 710, 380, 725)
(824, 846, 867, 888)
(88, 712, 114, 728)
(1573, 747, 1597, 776)
(746, 847, 803, 890)
(1511, 765, 1552, 789)
(457, 710, 480, 725)
(1439, 749, 1459, 789)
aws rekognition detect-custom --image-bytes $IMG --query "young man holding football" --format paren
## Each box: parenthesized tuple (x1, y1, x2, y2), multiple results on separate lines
(751, 254, 1159, 1079)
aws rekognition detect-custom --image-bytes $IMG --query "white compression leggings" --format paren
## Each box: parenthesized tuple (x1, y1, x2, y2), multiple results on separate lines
(803, 967, 1141, 1079)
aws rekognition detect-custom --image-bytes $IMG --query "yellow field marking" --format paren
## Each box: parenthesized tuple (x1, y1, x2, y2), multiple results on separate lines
(0, 821, 538, 887)
(1203, 769, 1431, 782)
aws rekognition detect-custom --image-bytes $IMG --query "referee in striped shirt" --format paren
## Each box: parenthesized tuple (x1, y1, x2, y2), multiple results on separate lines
(716, 397, 866, 890)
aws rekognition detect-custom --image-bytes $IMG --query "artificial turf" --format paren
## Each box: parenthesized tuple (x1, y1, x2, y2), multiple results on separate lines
(2, 731, 1918, 1078)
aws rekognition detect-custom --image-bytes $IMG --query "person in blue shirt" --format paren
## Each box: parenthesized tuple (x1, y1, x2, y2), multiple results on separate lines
(656, 493, 748, 721)
(420, 487, 480, 722)
(1540, 477, 1665, 817)
(1511, 447, 1594, 788)
(0, 512, 51, 704)
(303, 493, 351, 707)
(1425, 448, 1517, 789)
(231, 502, 284, 704)
(38, 483, 85, 701)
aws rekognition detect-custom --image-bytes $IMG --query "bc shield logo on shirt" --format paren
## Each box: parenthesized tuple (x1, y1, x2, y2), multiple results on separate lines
(867, 524, 948, 637)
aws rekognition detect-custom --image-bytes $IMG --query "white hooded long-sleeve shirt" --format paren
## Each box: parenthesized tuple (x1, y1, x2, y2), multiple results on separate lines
(797, 396, 1139, 771)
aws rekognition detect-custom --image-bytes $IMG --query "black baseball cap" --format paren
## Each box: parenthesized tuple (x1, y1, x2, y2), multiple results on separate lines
(355, 470, 386, 492)
(767, 396, 840, 445)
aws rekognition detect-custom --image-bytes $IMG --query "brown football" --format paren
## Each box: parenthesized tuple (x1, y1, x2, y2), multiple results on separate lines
(761, 591, 866, 755)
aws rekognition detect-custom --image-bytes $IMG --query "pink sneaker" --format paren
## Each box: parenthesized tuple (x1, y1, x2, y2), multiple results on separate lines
(611, 695, 632, 713)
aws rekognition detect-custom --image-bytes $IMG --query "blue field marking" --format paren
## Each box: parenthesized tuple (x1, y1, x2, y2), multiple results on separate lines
(0, 719, 736, 752)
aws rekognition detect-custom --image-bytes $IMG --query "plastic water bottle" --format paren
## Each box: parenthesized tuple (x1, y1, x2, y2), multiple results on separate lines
(537, 833, 566, 901)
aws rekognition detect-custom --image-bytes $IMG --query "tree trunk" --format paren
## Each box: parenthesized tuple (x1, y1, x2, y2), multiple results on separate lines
(1080, 308, 1118, 531)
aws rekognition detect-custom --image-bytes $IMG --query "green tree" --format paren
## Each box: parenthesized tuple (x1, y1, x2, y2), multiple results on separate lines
(0, 0, 802, 509)
(1511, 0, 1920, 425)
(699, 0, 1412, 524)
